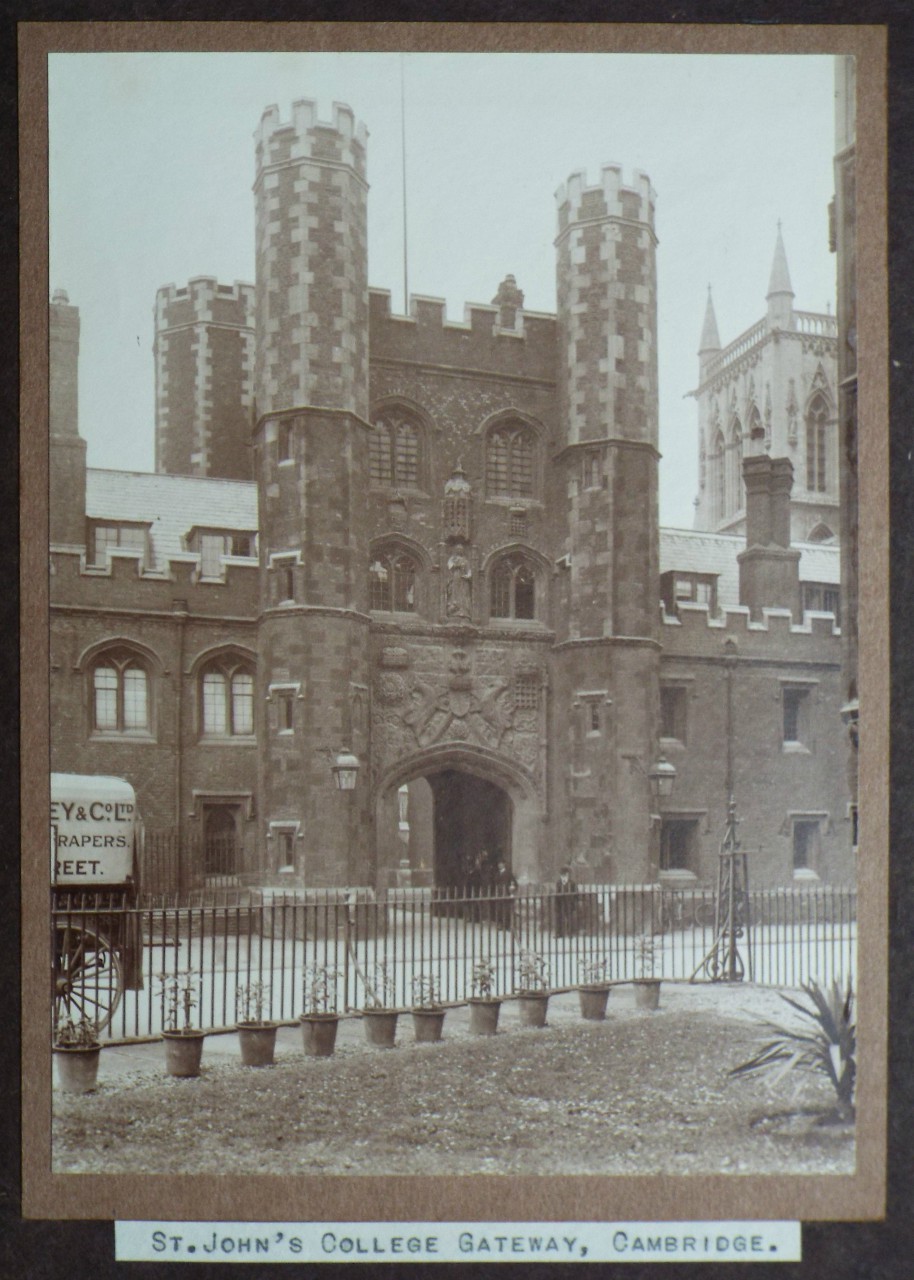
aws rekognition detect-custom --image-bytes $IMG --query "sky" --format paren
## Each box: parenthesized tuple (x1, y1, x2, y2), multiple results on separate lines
(48, 51, 839, 530)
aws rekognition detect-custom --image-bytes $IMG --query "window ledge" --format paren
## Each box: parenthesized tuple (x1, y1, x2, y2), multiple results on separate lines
(89, 731, 156, 744)
(659, 735, 686, 751)
(198, 735, 258, 747)
(793, 868, 820, 882)
(782, 741, 812, 754)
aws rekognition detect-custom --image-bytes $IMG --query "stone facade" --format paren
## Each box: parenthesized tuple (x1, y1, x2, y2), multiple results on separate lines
(49, 96, 853, 891)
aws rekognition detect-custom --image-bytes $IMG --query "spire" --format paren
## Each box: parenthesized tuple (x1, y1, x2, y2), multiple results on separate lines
(766, 222, 795, 330)
(698, 285, 721, 355)
(766, 221, 794, 300)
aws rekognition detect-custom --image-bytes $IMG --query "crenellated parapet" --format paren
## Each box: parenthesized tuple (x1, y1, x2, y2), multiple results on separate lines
(50, 546, 260, 616)
(555, 165, 656, 238)
(155, 278, 255, 332)
(254, 99, 368, 182)
(661, 600, 841, 662)
(368, 288, 556, 383)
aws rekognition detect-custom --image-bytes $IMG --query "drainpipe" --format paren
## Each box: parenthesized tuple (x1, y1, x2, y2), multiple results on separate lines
(173, 599, 188, 895)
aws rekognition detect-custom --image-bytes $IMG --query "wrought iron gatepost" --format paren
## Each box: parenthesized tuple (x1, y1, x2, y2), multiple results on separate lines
(691, 797, 753, 982)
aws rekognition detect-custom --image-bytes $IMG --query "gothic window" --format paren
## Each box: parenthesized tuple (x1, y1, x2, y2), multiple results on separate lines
(711, 430, 726, 523)
(490, 554, 537, 620)
(727, 419, 743, 516)
(89, 647, 152, 736)
(806, 395, 829, 493)
(486, 421, 537, 499)
(370, 411, 422, 488)
(200, 657, 255, 737)
(369, 549, 418, 613)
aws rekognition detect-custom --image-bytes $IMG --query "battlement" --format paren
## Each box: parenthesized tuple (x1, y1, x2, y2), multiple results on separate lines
(368, 288, 557, 382)
(50, 544, 260, 616)
(556, 165, 656, 235)
(660, 600, 841, 660)
(255, 99, 368, 181)
(155, 278, 255, 331)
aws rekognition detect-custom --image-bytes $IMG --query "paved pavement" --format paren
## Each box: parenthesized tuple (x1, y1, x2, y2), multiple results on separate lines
(67, 981, 790, 1090)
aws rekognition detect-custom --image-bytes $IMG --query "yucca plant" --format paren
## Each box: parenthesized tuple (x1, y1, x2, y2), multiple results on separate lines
(730, 979, 856, 1121)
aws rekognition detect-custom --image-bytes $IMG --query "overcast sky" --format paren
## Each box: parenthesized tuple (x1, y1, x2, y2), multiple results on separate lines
(49, 51, 838, 530)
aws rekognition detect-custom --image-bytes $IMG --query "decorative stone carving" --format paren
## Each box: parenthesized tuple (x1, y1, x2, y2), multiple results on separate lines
(380, 646, 410, 669)
(445, 544, 473, 620)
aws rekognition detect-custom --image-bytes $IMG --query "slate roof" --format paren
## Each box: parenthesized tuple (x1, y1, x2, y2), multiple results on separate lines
(85, 468, 839, 604)
(659, 526, 839, 610)
(86, 469, 258, 571)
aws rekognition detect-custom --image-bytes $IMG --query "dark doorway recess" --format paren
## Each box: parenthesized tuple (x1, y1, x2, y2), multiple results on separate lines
(427, 770, 512, 887)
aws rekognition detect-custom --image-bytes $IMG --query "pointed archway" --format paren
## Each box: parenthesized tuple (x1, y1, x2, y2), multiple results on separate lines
(374, 743, 542, 886)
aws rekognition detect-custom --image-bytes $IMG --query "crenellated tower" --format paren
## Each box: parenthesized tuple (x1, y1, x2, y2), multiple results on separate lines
(49, 289, 87, 547)
(552, 166, 663, 879)
(154, 277, 255, 480)
(253, 100, 372, 884)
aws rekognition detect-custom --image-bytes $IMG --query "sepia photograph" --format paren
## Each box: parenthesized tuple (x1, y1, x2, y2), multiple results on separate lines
(22, 25, 887, 1226)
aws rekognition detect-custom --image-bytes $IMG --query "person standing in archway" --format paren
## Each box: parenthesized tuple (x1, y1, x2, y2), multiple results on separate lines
(554, 865, 578, 938)
(494, 858, 517, 931)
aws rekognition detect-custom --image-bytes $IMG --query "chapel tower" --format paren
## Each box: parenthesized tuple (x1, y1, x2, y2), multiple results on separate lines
(252, 100, 372, 884)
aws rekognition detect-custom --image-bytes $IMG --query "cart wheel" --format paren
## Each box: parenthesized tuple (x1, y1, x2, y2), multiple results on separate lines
(54, 924, 123, 1033)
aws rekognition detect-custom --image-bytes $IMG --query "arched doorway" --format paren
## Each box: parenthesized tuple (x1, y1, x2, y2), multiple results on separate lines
(426, 771, 512, 887)
(202, 804, 239, 879)
(375, 745, 541, 887)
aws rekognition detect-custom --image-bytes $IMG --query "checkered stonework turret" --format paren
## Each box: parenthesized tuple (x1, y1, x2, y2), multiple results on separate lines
(253, 100, 369, 422)
(555, 166, 658, 449)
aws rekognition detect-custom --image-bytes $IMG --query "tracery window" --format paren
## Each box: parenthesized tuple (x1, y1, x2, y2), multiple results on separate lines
(370, 411, 422, 488)
(806, 395, 829, 493)
(490, 553, 537, 621)
(726, 419, 743, 516)
(200, 656, 255, 737)
(369, 549, 418, 613)
(486, 422, 536, 499)
(89, 647, 152, 735)
(711, 430, 726, 523)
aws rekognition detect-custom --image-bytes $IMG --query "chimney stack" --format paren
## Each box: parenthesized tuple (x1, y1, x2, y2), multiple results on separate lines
(738, 455, 800, 620)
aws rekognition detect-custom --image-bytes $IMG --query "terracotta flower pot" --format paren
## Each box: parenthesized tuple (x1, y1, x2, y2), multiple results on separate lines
(411, 1007, 446, 1043)
(162, 1029, 206, 1077)
(300, 1013, 340, 1058)
(633, 979, 662, 1011)
(578, 983, 611, 1021)
(54, 1044, 101, 1094)
(237, 1021, 279, 1067)
(515, 992, 550, 1028)
(361, 1008, 399, 1048)
(468, 997, 502, 1036)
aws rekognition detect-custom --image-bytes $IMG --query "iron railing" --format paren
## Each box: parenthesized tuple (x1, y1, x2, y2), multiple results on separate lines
(52, 882, 857, 1043)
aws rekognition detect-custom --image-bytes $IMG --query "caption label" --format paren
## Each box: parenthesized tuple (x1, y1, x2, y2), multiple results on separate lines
(116, 1221, 801, 1263)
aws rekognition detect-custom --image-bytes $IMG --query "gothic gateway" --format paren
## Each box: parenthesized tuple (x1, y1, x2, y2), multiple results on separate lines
(49, 99, 852, 890)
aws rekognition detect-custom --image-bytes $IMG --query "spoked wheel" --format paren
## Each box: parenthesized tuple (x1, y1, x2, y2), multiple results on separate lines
(693, 899, 717, 928)
(53, 923, 123, 1033)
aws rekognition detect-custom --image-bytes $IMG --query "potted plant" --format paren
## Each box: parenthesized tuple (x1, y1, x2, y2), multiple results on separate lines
(53, 1015, 101, 1094)
(236, 980, 279, 1067)
(159, 972, 206, 1077)
(513, 951, 550, 1028)
(411, 972, 446, 1043)
(467, 959, 502, 1036)
(361, 962, 399, 1048)
(578, 956, 612, 1021)
(300, 963, 342, 1058)
(632, 934, 662, 1010)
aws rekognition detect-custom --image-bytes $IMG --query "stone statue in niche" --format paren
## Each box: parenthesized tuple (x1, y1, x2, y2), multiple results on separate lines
(445, 544, 473, 619)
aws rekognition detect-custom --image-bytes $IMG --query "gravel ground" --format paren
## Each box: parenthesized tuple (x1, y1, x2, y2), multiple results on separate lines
(53, 983, 854, 1177)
